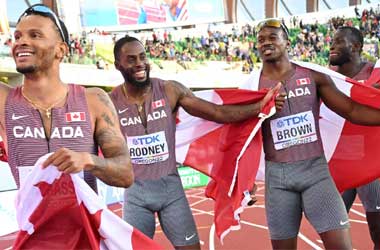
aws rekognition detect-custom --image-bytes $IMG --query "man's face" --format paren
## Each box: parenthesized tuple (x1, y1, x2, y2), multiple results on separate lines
(257, 26, 289, 63)
(115, 41, 150, 88)
(329, 31, 352, 66)
(12, 15, 64, 74)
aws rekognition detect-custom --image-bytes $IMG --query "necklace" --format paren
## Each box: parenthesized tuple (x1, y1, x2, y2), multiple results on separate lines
(122, 84, 147, 113)
(21, 86, 68, 118)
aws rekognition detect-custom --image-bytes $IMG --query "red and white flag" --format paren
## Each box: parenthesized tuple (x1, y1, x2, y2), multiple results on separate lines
(175, 60, 380, 241)
(13, 154, 162, 250)
(65, 112, 86, 122)
(176, 89, 276, 241)
(296, 77, 311, 85)
(152, 99, 166, 109)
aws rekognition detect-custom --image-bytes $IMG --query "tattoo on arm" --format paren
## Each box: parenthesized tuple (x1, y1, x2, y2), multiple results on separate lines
(91, 126, 131, 187)
(97, 92, 114, 109)
(95, 127, 127, 157)
(101, 113, 115, 127)
(88, 90, 133, 187)
(96, 92, 118, 120)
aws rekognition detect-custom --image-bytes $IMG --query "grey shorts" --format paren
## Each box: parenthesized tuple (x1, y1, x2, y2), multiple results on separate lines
(265, 156, 349, 240)
(123, 174, 199, 246)
(357, 179, 380, 212)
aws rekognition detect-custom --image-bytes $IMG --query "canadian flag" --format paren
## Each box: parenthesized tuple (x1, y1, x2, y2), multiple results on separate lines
(152, 99, 166, 109)
(296, 77, 311, 85)
(176, 88, 276, 241)
(175, 60, 380, 241)
(65, 112, 86, 122)
(13, 153, 162, 250)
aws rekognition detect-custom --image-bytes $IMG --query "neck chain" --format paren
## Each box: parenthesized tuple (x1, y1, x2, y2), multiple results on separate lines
(122, 84, 149, 113)
(21, 86, 68, 118)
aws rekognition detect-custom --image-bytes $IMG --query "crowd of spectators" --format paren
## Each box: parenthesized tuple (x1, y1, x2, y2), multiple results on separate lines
(142, 5, 379, 72)
(0, 5, 379, 74)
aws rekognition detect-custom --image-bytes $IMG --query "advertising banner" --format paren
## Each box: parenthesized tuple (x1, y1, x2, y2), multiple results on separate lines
(80, 0, 226, 29)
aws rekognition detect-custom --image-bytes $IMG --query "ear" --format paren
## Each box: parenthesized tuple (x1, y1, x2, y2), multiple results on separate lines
(56, 42, 69, 61)
(351, 41, 362, 53)
(286, 39, 291, 49)
(114, 60, 120, 70)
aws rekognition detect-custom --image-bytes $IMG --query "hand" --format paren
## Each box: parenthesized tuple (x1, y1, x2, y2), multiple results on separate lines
(42, 148, 93, 174)
(260, 82, 282, 110)
(275, 92, 286, 111)
(372, 83, 380, 89)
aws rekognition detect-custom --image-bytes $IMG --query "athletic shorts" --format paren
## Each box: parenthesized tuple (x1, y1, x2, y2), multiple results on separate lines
(357, 179, 380, 212)
(123, 174, 199, 246)
(265, 155, 349, 240)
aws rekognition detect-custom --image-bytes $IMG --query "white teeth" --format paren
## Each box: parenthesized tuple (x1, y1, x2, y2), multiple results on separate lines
(17, 52, 32, 57)
(135, 71, 145, 77)
(263, 49, 272, 55)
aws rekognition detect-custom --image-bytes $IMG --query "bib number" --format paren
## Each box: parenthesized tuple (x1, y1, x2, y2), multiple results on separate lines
(127, 131, 169, 165)
(270, 111, 317, 150)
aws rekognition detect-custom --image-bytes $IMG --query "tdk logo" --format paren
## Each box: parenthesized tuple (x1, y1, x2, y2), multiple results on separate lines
(276, 114, 308, 128)
(132, 135, 160, 145)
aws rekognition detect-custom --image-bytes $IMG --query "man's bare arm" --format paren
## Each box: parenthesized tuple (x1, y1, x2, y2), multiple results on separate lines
(43, 88, 134, 188)
(315, 71, 380, 126)
(89, 88, 134, 187)
(166, 80, 280, 123)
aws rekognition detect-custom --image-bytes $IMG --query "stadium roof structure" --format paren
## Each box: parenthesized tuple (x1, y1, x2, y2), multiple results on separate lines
(235, 0, 380, 22)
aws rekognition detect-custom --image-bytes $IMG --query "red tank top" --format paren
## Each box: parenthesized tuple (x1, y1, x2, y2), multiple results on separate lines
(110, 78, 178, 180)
(353, 62, 374, 82)
(5, 84, 98, 191)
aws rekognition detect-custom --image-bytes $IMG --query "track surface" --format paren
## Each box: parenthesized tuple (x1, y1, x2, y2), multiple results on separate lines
(0, 181, 373, 249)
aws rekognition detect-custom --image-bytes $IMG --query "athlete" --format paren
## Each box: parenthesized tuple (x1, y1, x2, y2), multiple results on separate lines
(242, 18, 380, 250)
(330, 26, 380, 250)
(1, 4, 133, 192)
(110, 35, 280, 250)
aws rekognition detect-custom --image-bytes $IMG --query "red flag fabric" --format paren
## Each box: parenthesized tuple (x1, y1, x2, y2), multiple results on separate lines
(176, 89, 276, 241)
(0, 140, 8, 162)
(176, 60, 380, 241)
(13, 154, 162, 250)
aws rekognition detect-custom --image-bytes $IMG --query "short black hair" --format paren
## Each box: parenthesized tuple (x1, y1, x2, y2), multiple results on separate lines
(113, 36, 143, 61)
(17, 4, 69, 46)
(337, 26, 363, 51)
(58, 19, 69, 46)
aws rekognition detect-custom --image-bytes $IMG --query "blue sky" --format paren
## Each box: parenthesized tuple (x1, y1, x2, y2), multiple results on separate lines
(6, 0, 40, 23)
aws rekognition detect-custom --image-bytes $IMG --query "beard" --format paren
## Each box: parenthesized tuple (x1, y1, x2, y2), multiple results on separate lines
(16, 65, 36, 74)
(329, 48, 351, 66)
(120, 64, 151, 88)
(263, 57, 277, 63)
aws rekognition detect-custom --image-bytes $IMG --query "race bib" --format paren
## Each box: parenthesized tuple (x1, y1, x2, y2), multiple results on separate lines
(270, 111, 317, 150)
(127, 131, 169, 165)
